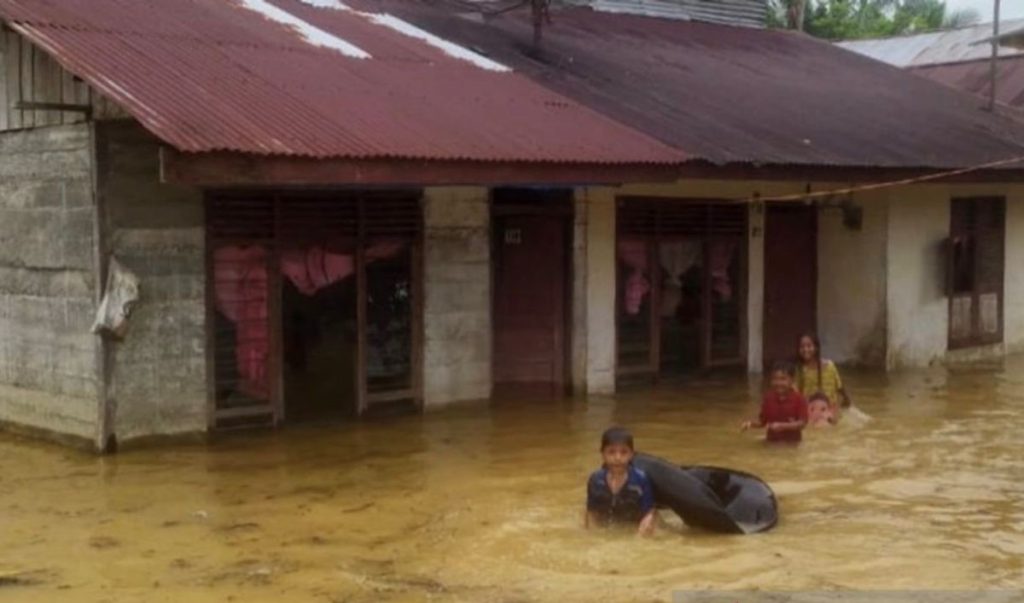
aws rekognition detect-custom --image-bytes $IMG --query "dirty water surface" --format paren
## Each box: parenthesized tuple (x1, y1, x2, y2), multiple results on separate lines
(2, 359, 1024, 602)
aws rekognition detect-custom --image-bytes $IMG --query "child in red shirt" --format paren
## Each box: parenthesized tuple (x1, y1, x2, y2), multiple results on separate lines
(741, 361, 808, 443)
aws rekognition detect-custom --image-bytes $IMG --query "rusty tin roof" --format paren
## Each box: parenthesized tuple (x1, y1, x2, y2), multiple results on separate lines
(0, 0, 684, 164)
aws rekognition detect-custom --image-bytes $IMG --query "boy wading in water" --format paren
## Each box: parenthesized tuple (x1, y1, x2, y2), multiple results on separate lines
(585, 427, 656, 536)
(741, 361, 808, 443)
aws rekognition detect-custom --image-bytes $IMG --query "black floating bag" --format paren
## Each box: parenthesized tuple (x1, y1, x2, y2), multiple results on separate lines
(632, 453, 778, 534)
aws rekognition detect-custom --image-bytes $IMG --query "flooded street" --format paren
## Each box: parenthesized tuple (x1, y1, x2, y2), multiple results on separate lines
(2, 359, 1024, 603)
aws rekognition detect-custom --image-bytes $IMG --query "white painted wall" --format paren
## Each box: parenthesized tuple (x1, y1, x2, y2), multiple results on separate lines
(421, 187, 492, 405)
(580, 187, 617, 394)
(885, 188, 950, 369)
(1003, 190, 1024, 354)
(817, 191, 888, 366)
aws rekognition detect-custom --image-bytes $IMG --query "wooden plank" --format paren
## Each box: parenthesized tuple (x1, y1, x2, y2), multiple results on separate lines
(160, 149, 681, 187)
(355, 199, 368, 416)
(215, 404, 275, 420)
(43, 51, 62, 125)
(61, 68, 77, 124)
(6, 31, 21, 130)
(31, 40, 47, 124)
(19, 36, 33, 128)
(366, 389, 416, 404)
(0, 29, 7, 131)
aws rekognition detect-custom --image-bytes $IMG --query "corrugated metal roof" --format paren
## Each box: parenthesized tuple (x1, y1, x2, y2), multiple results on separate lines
(381, 2, 1024, 169)
(986, 23, 1024, 50)
(837, 20, 1024, 67)
(567, 0, 767, 29)
(0, 0, 684, 164)
(912, 56, 1024, 110)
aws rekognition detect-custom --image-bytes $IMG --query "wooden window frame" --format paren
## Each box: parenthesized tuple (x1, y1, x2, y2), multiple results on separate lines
(947, 196, 1006, 351)
(614, 197, 749, 382)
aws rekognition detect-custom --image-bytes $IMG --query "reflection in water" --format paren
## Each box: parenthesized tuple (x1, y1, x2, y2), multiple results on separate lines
(2, 359, 1024, 602)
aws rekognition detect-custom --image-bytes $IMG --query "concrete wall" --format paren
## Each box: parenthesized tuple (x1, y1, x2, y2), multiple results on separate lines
(95, 121, 207, 442)
(421, 187, 491, 405)
(817, 192, 888, 366)
(0, 123, 100, 442)
(882, 183, 1024, 368)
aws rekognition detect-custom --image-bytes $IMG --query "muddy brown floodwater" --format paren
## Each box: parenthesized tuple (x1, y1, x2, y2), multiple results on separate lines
(2, 359, 1024, 602)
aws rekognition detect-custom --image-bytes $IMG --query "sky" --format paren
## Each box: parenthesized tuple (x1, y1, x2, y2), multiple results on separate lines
(946, 0, 1024, 22)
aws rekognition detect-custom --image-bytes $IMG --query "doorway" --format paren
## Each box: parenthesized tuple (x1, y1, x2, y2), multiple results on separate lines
(763, 203, 817, 368)
(281, 253, 358, 422)
(491, 189, 572, 398)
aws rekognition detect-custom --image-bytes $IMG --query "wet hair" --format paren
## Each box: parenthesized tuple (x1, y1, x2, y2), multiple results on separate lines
(808, 392, 830, 406)
(796, 333, 824, 394)
(769, 360, 795, 378)
(599, 426, 635, 451)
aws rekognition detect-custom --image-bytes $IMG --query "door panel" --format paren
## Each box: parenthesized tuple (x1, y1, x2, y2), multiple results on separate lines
(493, 215, 567, 397)
(763, 204, 817, 368)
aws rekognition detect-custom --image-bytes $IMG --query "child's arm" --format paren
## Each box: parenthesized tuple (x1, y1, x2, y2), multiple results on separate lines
(740, 418, 764, 431)
(637, 477, 656, 536)
(766, 418, 806, 432)
(637, 509, 656, 536)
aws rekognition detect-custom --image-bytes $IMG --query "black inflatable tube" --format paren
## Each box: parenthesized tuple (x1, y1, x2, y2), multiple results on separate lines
(633, 453, 779, 534)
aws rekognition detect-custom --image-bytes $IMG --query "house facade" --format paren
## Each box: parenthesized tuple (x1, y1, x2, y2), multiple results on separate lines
(2, 0, 1024, 451)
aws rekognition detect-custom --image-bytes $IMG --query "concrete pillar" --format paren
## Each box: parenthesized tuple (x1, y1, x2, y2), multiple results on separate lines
(581, 187, 616, 394)
(1003, 190, 1024, 354)
(422, 187, 492, 406)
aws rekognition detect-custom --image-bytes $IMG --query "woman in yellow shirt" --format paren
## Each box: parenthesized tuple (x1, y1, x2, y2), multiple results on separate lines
(796, 333, 851, 418)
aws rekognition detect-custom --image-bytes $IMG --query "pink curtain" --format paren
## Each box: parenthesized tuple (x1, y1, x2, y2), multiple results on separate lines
(214, 246, 270, 400)
(280, 241, 405, 296)
(214, 241, 408, 400)
(709, 241, 736, 302)
(281, 247, 355, 296)
(618, 240, 650, 315)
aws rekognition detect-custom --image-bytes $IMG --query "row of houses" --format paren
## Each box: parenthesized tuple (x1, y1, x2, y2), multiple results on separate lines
(2, 0, 1024, 451)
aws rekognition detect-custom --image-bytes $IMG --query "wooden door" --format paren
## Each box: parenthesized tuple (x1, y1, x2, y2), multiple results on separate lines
(493, 215, 568, 397)
(763, 204, 817, 368)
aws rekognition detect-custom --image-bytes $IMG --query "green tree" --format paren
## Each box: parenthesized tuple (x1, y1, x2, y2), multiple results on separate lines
(767, 0, 981, 39)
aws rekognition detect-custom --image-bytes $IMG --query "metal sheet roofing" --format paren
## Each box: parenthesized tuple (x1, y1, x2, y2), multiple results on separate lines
(837, 20, 1024, 67)
(567, 0, 768, 28)
(0, 0, 684, 164)
(382, 2, 1024, 169)
(913, 56, 1024, 110)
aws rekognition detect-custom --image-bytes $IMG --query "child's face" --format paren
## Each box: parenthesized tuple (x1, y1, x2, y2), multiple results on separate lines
(770, 370, 793, 394)
(799, 337, 817, 362)
(601, 443, 634, 471)
(808, 399, 832, 425)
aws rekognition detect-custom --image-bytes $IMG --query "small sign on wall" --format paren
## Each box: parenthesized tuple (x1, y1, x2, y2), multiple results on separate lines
(504, 228, 522, 245)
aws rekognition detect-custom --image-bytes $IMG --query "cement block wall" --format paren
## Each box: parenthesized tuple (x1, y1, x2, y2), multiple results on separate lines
(0, 123, 100, 442)
(421, 187, 492, 405)
(95, 121, 207, 441)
